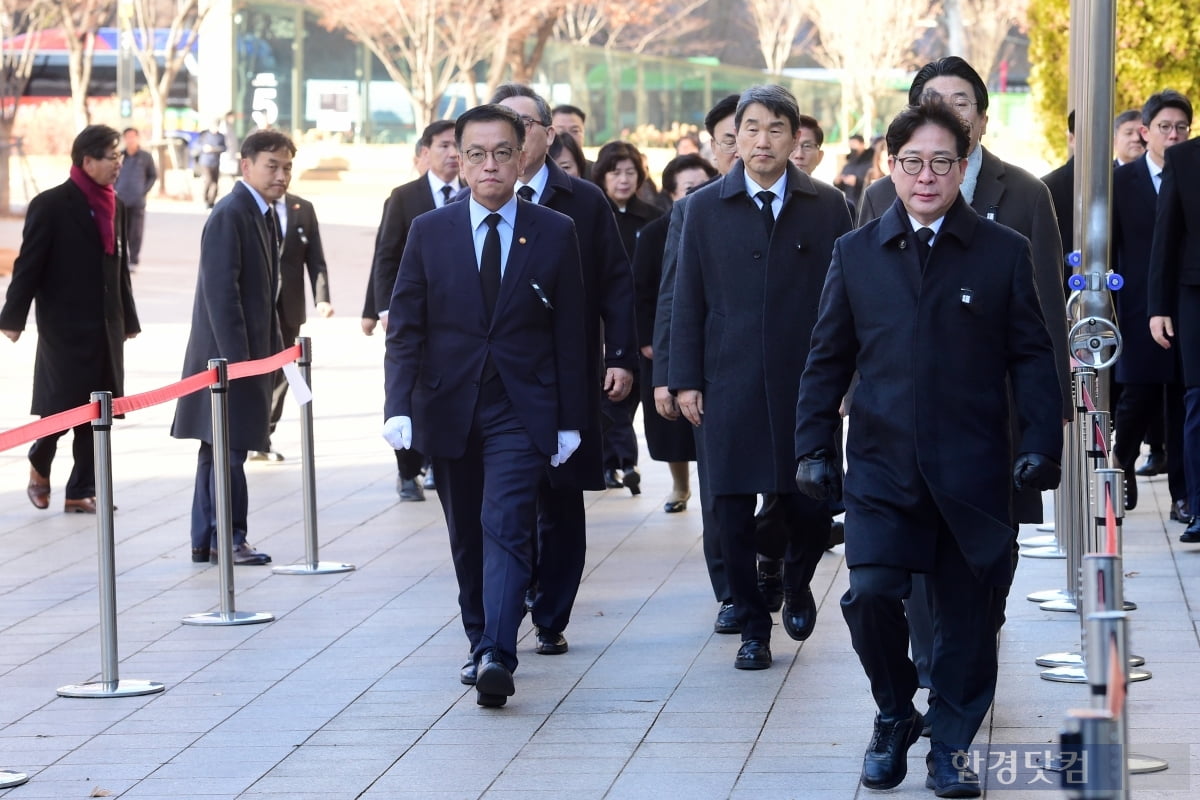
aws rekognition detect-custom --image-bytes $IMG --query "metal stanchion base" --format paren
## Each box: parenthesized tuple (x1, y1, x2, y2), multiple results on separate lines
(1040, 597, 1079, 612)
(1027, 588, 1069, 603)
(0, 771, 29, 789)
(1019, 533, 1057, 547)
(181, 611, 274, 626)
(1035, 651, 1146, 668)
(1041, 664, 1152, 683)
(272, 561, 356, 575)
(1021, 545, 1067, 559)
(1129, 754, 1170, 774)
(57, 679, 165, 698)
(1123, 599, 1137, 610)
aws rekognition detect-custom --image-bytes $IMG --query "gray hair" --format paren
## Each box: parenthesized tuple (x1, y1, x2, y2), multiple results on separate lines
(489, 84, 552, 126)
(734, 85, 801, 134)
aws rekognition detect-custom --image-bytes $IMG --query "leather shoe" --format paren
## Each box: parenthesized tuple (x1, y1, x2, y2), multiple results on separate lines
(663, 490, 690, 513)
(622, 468, 641, 495)
(734, 639, 771, 670)
(604, 469, 623, 489)
(397, 477, 425, 501)
(860, 709, 924, 790)
(27, 466, 50, 509)
(248, 449, 285, 462)
(757, 559, 784, 613)
(827, 519, 845, 549)
(535, 627, 568, 655)
(781, 588, 817, 641)
(926, 740, 981, 797)
(1181, 519, 1200, 543)
(475, 650, 514, 707)
(422, 468, 436, 491)
(64, 497, 97, 514)
(460, 660, 476, 686)
(1170, 499, 1192, 523)
(714, 601, 740, 634)
(209, 542, 272, 565)
(191, 547, 210, 563)
(1136, 451, 1167, 476)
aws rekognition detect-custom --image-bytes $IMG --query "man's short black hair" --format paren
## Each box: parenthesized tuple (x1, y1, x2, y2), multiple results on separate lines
(704, 94, 740, 137)
(1113, 109, 1141, 134)
(849, 134, 865, 145)
(661, 153, 716, 197)
(734, 85, 801, 134)
(552, 104, 586, 123)
(489, 83, 552, 125)
(454, 104, 526, 150)
(798, 114, 824, 148)
(240, 129, 297, 160)
(122, 127, 139, 137)
(1141, 89, 1193, 127)
(909, 56, 989, 114)
(885, 98, 971, 159)
(419, 120, 456, 149)
(71, 125, 120, 167)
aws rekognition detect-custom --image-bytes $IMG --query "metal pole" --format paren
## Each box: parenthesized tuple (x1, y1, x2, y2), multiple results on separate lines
(183, 360, 273, 626)
(58, 392, 164, 698)
(1060, 709, 1123, 800)
(273, 337, 354, 575)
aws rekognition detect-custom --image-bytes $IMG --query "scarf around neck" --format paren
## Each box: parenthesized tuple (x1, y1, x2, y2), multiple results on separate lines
(69, 163, 116, 255)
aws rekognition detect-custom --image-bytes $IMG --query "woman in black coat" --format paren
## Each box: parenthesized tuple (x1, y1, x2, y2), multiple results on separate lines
(631, 154, 715, 511)
(592, 141, 663, 495)
(0, 126, 140, 514)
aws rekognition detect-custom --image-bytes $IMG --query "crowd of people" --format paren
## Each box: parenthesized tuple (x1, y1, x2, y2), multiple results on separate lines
(5, 52, 1199, 799)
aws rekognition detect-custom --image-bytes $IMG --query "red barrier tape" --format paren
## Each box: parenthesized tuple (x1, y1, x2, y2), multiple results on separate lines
(0, 344, 302, 454)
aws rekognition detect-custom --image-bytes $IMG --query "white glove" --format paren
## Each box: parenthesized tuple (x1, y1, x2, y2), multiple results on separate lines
(383, 415, 412, 450)
(550, 430, 581, 467)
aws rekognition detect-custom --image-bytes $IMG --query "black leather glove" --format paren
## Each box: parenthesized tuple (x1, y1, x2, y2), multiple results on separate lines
(796, 449, 837, 501)
(1012, 452, 1061, 492)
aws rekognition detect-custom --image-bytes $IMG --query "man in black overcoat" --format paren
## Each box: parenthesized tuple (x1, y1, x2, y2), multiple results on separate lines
(795, 100, 1062, 796)
(171, 130, 295, 566)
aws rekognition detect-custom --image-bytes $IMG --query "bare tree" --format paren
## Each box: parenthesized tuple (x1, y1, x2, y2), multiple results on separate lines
(948, 0, 1029, 86)
(1, 0, 52, 214)
(745, 0, 806, 75)
(58, 0, 111, 130)
(128, 0, 206, 142)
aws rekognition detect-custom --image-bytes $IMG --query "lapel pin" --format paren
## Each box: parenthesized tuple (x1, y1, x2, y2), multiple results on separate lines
(518, 236, 527, 245)
(899, 239, 907, 249)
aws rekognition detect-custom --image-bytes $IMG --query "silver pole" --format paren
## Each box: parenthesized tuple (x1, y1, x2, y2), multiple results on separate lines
(183, 360, 273, 626)
(273, 337, 353, 575)
(58, 392, 164, 698)
(1060, 709, 1123, 799)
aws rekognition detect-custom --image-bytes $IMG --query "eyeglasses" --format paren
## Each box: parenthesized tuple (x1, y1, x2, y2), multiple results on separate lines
(519, 115, 548, 130)
(1155, 122, 1191, 135)
(713, 137, 738, 153)
(894, 156, 959, 176)
(795, 142, 820, 153)
(922, 91, 978, 112)
(94, 153, 121, 162)
(462, 147, 520, 165)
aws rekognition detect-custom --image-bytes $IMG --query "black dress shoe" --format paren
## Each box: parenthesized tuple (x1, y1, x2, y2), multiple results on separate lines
(1170, 499, 1192, 523)
(714, 601, 740, 634)
(191, 547, 210, 563)
(460, 660, 477, 686)
(604, 469, 624, 489)
(475, 651, 515, 707)
(535, 627, 568, 655)
(1123, 464, 1137, 511)
(1136, 451, 1167, 476)
(757, 559, 783, 612)
(622, 468, 641, 496)
(734, 639, 771, 670)
(397, 477, 425, 502)
(860, 710, 924, 790)
(249, 450, 285, 462)
(925, 740, 981, 797)
(827, 519, 845, 549)
(781, 588, 817, 641)
(210, 542, 272, 565)
(1181, 518, 1200, 543)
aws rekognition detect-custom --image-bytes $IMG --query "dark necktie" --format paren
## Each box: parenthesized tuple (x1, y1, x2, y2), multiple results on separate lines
(756, 190, 775, 236)
(915, 226, 934, 267)
(440, 184, 453, 206)
(517, 185, 535, 203)
(480, 213, 502, 322)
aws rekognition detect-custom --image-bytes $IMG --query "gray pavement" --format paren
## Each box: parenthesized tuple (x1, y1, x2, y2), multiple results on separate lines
(1, 178, 1198, 799)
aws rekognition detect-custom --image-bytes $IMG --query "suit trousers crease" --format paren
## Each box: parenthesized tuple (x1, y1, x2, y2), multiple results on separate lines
(843, 519, 999, 748)
(434, 378, 545, 672)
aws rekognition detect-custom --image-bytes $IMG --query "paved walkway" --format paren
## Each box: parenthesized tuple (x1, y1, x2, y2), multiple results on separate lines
(0, 182, 1197, 799)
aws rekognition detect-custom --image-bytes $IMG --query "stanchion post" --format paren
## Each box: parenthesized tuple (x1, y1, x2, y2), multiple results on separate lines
(273, 337, 354, 575)
(1060, 709, 1124, 800)
(182, 360, 273, 626)
(58, 392, 164, 698)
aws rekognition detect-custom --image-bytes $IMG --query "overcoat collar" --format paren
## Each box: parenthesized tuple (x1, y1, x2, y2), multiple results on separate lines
(879, 193, 979, 251)
(717, 160, 819, 204)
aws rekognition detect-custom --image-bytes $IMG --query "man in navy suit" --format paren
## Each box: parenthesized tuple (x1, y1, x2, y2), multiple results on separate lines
(383, 104, 589, 707)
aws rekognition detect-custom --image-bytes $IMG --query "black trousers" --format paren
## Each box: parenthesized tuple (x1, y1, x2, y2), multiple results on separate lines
(1114, 382, 1185, 502)
(126, 205, 146, 265)
(29, 422, 95, 500)
(842, 519, 1000, 748)
(267, 321, 301, 443)
(711, 492, 829, 642)
(531, 480, 586, 636)
(190, 443, 249, 550)
(202, 166, 220, 208)
(695, 433, 727, 603)
(600, 384, 640, 471)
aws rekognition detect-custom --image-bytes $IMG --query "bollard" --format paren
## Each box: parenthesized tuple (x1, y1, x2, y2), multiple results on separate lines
(1093, 468, 1135, 611)
(273, 338, 354, 576)
(0, 771, 28, 789)
(182, 360, 273, 627)
(58, 392, 165, 698)
(1060, 709, 1124, 800)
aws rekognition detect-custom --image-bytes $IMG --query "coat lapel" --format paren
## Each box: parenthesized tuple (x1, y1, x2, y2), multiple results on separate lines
(492, 203, 535, 325)
(445, 202, 489, 327)
(970, 148, 1007, 216)
(64, 180, 102, 249)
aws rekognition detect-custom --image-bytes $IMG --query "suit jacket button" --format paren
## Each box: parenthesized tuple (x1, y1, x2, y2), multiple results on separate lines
(613, 348, 623, 357)
(752, 251, 762, 260)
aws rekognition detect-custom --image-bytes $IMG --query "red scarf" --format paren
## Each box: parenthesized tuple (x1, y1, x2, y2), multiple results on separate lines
(69, 164, 116, 255)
